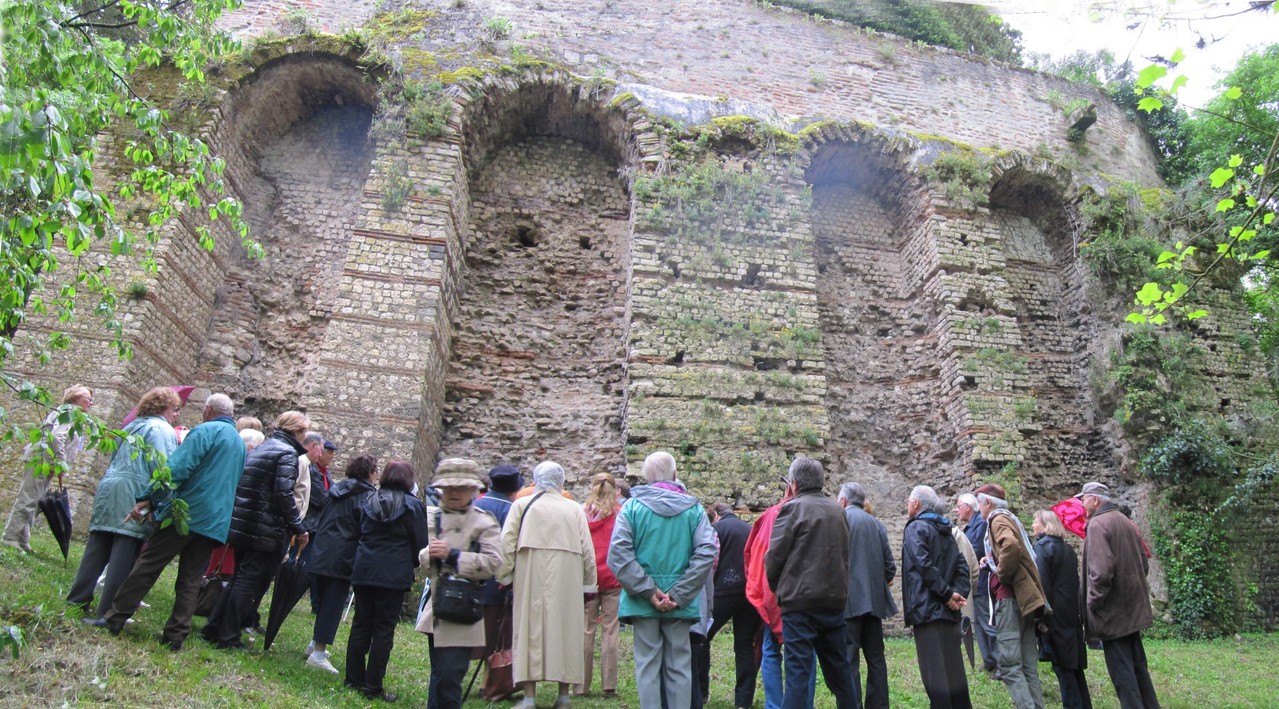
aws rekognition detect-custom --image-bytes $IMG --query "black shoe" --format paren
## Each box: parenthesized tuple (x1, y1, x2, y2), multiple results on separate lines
(343, 679, 361, 691)
(165, 639, 183, 652)
(361, 689, 397, 703)
(214, 639, 246, 651)
(81, 617, 107, 628)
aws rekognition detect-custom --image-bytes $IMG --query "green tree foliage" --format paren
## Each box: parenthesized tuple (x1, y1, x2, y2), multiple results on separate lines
(768, 0, 1022, 63)
(1, 0, 251, 526)
(1184, 45, 1279, 182)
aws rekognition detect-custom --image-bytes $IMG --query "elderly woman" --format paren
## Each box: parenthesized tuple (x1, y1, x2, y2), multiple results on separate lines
(499, 461, 596, 709)
(304, 454, 380, 674)
(66, 387, 181, 618)
(344, 460, 430, 703)
(1033, 510, 1092, 709)
(3, 384, 93, 553)
(415, 458, 503, 708)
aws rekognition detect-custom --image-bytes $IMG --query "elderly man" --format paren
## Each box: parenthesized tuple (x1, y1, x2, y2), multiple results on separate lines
(838, 482, 896, 709)
(608, 452, 716, 709)
(765, 456, 856, 709)
(976, 483, 1046, 709)
(956, 492, 997, 673)
(96, 393, 246, 651)
(475, 464, 522, 664)
(902, 485, 971, 709)
(1078, 482, 1161, 709)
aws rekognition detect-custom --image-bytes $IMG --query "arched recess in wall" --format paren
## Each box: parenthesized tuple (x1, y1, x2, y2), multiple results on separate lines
(988, 160, 1108, 491)
(437, 77, 637, 485)
(194, 52, 378, 416)
(803, 131, 953, 514)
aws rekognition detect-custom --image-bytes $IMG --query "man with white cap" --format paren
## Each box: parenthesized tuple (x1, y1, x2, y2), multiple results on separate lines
(1077, 482, 1161, 709)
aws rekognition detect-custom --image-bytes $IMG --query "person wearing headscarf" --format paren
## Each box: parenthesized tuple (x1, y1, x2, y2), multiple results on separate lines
(416, 458, 503, 709)
(498, 461, 596, 709)
(68, 387, 181, 619)
(3, 384, 93, 553)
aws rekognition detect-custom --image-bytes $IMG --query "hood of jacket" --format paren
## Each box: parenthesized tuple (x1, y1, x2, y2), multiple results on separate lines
(361, 488, 408, 523)
(632, 482, 698, 517)
(330, 477, 375, 501)
(912, 510, 953, 533)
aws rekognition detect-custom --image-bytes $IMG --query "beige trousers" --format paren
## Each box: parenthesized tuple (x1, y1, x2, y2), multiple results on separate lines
(3, 469, 52, 547)
(579, 588, 621, 693)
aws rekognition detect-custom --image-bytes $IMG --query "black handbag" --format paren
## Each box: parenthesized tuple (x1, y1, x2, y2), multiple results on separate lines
(194, 547, 232, 617)
(431, 512, 484, 624)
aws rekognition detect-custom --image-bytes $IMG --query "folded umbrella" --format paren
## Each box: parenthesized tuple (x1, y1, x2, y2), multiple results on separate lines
(37, 485, 73, 564)
(959, 615, 975, 669)
(262, 552, 311, 651)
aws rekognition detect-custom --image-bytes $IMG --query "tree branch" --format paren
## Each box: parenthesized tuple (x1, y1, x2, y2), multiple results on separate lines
(60, 0, 124, 26)
(64, 0, 191, 30)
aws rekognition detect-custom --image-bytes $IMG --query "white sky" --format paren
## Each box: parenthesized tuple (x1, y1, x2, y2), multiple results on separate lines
(980, 1, 1279, 107)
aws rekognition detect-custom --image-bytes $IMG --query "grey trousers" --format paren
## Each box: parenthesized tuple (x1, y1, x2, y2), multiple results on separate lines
(2, 469, 51, 547)
(632, 617, 693, 709)
(973, 584, 998, 669)
(994, 597, 1045, 709)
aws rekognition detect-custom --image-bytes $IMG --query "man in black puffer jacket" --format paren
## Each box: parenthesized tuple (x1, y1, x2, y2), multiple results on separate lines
(902, 485, 972, 709)
(202, 410, 311, 649)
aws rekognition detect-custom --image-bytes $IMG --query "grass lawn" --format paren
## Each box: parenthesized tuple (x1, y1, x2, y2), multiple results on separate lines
(2, 530, 1276, 707)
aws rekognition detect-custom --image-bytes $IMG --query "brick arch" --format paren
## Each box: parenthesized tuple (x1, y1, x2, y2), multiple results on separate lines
(453, 71, 651, 176)
(798, 126, 958, 535)
(431, 72, 643, 488)
(190, 49, 381, 418)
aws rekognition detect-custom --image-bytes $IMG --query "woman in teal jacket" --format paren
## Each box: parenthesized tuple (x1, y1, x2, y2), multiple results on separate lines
(67, 387, 181, 619)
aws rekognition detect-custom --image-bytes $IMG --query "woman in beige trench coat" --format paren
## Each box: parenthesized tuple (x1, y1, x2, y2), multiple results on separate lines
(498, 461, 597, 709)
(416, 458, 503, 709)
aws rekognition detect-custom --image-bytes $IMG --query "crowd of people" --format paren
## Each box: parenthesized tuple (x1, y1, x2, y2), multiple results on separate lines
(4, 386, 1163, 708)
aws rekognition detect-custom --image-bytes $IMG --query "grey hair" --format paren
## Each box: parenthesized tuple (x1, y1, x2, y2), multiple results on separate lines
(643, 451, 677, 483)
(956, 493, 978, 509)
(977, 492, 1009, 509)
(909, 485, 940, 512)
(788, 456, 824, 492)
(532, 460, 566, 492)
(303, 431, 324, 446)
(838, 482, 866, 506)
(1089, 493, 1112, 504)
(204, 393, 233, 417)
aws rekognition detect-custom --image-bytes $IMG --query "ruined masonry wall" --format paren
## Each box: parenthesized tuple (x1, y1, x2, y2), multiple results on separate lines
(436, 137, 631, 482)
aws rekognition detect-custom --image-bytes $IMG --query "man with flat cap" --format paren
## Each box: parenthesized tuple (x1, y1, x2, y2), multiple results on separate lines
(1078, 482, 1160, 709)
(475, 464, 523, 667)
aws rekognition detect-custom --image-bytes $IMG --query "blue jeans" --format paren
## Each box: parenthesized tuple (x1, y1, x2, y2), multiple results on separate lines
(763, 630, 816, 709)
(781, 608, 857, 709)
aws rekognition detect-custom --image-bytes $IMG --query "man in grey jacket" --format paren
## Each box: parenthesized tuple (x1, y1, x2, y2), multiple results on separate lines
(608, 452, 717, 709)
(839, 482, 897, 709)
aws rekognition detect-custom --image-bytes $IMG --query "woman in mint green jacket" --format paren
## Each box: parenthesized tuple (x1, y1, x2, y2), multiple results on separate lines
(67, 387, 181, 619)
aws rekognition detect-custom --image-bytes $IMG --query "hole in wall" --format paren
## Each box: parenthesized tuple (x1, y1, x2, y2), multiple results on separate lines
(514, 223, 538, 247)
(742, 263, 762, 288)
(667, 350, 686, 366)
(754, 357, 783, 371)
(579, 235, 592, 250)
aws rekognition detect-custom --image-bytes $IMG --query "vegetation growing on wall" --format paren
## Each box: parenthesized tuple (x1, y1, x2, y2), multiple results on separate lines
(766, 0, 1022, 64)
(924, 150, 992, 212)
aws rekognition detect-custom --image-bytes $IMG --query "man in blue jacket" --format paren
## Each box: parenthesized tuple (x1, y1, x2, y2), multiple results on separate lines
(902, 485, 972, 709)
(957, 492, 997, 673)
(97, 393, 247, 651)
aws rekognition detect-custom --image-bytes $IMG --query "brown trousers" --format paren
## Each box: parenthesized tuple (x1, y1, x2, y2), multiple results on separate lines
(105, 525, 219, 645)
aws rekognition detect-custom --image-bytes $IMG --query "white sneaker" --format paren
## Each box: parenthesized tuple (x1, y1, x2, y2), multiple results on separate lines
(304, 640, 315, 658)
(306, 650, 339, 674)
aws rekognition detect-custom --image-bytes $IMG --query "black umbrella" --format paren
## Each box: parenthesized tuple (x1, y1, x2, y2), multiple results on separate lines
(37, 485, 72, 564)
(262, 553, 311, 651)
(959, 615, 976, 669)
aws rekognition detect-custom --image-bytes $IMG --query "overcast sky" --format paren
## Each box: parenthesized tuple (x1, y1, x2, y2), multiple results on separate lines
(983, 1, 1278, 106)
